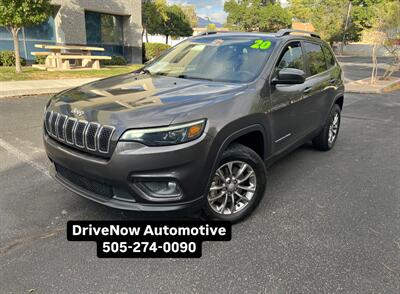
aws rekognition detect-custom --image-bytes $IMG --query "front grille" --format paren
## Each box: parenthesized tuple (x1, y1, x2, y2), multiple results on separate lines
(55, 163, 114, 198)
(45, 111, 115, 156)
(57, 115, 67, 141)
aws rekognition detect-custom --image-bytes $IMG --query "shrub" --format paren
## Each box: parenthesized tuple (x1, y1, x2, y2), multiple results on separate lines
(101, 55, 127, 66)
(34, 55, 46, 64)
(143, 43, 171, 62)
(0, 50, 26, 66)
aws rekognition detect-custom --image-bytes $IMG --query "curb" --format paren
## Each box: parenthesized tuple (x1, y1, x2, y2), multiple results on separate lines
(345, 78, 400, 94)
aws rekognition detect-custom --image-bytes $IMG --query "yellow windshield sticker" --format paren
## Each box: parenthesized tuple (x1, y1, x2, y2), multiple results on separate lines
(250, 39, 272, 50)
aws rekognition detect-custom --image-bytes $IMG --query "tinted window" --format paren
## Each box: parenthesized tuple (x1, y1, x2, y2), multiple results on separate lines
(322, 45, 335, 68)
(276, 42, 304, 71)
(85, 11, 124, 45)
(144, 36, 277, 83)
(304, 42, 327, 76)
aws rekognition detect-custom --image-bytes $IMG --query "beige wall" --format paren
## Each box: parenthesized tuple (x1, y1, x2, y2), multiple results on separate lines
(51, 0, 142, 63)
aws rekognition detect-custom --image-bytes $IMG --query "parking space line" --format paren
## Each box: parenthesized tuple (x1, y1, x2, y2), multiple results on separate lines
(0, 138, 51, 179)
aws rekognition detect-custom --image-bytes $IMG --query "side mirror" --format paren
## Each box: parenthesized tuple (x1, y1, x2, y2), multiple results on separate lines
(272, 68, 305, 85)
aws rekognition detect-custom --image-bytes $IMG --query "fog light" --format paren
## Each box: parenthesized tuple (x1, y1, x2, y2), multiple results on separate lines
(138, 181, 182, 198)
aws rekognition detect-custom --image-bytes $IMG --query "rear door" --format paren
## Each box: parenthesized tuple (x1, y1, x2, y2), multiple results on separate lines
(321, 44, 342, 117)
(301, 41, 332, 131)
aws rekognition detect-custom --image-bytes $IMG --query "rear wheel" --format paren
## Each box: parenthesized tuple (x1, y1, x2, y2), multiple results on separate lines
(312, 104, 341, 151)
(204, 144, 266, 223)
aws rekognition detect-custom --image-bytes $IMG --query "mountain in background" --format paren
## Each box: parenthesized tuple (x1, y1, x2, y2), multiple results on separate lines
(197, 16, 223, 28)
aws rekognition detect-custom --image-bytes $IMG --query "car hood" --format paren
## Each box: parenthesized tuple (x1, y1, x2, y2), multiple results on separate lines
(48, 73, 247, 129)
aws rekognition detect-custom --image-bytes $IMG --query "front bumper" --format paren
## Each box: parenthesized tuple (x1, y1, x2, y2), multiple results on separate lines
(44, 132, 213, 212)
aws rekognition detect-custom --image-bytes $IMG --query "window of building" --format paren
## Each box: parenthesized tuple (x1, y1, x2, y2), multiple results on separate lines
(85, 11, 124, 45)
(304, 42, 328, 76)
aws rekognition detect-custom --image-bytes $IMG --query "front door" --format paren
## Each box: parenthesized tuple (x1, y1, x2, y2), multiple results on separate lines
(268, 41, 307, 151)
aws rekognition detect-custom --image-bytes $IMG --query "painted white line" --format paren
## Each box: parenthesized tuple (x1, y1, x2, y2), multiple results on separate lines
(0, 138, 51, 178)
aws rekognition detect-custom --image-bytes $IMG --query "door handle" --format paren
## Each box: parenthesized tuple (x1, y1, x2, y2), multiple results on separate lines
(303, 87, 312, 94)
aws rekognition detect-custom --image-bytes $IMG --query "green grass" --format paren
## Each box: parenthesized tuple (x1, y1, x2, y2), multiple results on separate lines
(0, 65, 143, 81)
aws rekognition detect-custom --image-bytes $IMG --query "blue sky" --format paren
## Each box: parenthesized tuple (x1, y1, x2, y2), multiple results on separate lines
(168, 0, 288, 25)
(168, 0, 228, 24)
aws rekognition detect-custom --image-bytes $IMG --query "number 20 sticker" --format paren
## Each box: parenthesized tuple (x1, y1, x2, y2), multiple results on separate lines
(250, 39, 272, 50)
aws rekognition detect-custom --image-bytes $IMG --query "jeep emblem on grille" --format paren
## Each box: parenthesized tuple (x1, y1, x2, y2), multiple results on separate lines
(71, 108, 84, 117)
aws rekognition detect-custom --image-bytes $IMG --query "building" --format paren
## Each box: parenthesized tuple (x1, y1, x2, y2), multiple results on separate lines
(0, 0, 142, 63)
(291, 22, 316, 32)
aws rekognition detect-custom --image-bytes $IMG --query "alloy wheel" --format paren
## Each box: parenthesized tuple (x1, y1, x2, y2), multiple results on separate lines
(328, 112, 339, 144)
(207, 161, 257, 215)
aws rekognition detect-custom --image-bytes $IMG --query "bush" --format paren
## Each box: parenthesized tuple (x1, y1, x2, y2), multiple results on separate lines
(34, 55, 46, 64)
(143, 43, 171, 62)
(101, 55, 127, 66)
(0, 50, 26, 66)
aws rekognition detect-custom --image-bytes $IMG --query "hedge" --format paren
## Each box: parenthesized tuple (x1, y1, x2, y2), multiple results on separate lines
(101, 55, 127, 66)
(35, 55, 46, 65)
(143, 43, 171, 62)
(0, 50, 26, 66)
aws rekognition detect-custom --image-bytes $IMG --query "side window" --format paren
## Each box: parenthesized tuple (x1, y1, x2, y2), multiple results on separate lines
(304, 42, 328, 76)
(322, 45, 335, 68)
(276, 42, 304, 71)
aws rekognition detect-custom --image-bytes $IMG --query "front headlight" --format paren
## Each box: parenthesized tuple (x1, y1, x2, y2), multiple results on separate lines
(120, 119, 206, 146)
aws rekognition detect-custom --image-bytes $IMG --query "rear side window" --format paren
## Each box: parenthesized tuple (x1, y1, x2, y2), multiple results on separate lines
(322, 45, 335, 68)
(276, 41, 304, 71)
(304, 42, 327, 76)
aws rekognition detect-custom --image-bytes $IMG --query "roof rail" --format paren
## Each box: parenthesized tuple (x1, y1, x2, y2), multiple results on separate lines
(197, 31, 218, 36)
(276, 29, 321, 39)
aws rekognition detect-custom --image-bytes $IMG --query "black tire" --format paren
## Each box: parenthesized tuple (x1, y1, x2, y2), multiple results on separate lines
(203, 143, 267, 223)
(312, 104, 341, 151)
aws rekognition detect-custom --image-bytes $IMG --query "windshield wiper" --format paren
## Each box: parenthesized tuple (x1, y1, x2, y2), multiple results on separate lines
(177, 74, 214, 81)
(140, 69, 151, 75)
(140, 69, 170, 76)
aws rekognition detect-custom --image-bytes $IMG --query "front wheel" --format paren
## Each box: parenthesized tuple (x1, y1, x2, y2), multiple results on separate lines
(204, 143, 266, 223)
(312, 104, 341, 151)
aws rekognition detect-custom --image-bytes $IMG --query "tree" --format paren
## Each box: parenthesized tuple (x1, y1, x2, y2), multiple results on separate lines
(288, 0, 386, 44)
(345, 0, 383, 42)
(368, 0, 400, 83)
(0, 0, 52, 73)
(180, 4, 198, 28)
(311, 0, 348, 44)
(142, 0, 168, 42)
(207, 23, 217, 31)
(161, 5, 193, 44)
(288, 0, 348, 44)
(288, 0, 314, 22)
(258, 3, 292, 32)
(224, 0, 291, 32)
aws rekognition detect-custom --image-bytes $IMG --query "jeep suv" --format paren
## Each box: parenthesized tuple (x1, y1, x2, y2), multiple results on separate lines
(43, 30, 344, 222)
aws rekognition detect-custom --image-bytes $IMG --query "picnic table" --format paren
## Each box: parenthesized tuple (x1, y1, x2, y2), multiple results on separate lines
(32, 44, 112, 70)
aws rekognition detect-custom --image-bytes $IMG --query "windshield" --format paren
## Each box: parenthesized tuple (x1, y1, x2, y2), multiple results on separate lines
(143, 35, 277, 83)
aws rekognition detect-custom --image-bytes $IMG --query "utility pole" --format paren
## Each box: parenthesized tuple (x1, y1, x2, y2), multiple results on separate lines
(341, 1, 352, 55)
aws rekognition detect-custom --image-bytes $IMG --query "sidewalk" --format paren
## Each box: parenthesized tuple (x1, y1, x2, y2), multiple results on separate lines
(338, 57, 399, 93)
(0, 78, 100, 98)
(345, 77, 400, 94)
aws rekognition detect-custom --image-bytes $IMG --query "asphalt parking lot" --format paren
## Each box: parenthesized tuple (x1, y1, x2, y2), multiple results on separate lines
(1, 87, 399, 292)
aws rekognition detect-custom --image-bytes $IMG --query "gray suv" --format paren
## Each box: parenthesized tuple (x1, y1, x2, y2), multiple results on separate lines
(43, 30, 344, 222)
